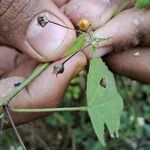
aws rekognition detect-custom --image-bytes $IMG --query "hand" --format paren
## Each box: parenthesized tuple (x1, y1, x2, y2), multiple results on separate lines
(62, 0, 150, 83)
(0, 0, 86, 125)
(0, 0, 150, 125)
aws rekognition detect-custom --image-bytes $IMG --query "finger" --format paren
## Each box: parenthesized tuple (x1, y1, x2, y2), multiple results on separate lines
(63, 0, 136, 29)
(0, 0, 75, 62)
(104, 47, 150, 83)
(3, 60, 39, 79)
(0, 46, 30, 73)
(52, 0, 70, 7)
(0, 52, 87, 125)
(92, 7, 150, 57)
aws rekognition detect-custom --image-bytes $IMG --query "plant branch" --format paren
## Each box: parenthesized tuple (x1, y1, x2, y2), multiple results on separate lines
(0, 63, 50, 107)
(0, 109, 4, 133)
(3, 105, 27, 150)
(10, 107, 88, 113)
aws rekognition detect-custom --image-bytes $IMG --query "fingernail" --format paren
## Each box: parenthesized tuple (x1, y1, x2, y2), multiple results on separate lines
(27, 12, 67, 60)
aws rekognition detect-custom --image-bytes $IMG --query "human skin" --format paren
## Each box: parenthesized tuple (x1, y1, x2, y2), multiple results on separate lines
(62, 0, 150, 82)
(0, 0, 150, 125)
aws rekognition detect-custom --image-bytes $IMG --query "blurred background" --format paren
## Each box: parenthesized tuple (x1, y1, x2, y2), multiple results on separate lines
(0, 72, 150, 150)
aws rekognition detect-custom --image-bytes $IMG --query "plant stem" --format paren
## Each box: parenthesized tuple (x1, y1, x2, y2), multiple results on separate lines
(0, 109, 4, 133)
(10, 107, 88, 113)
(48, 20, 83, 34)
(63, 43, 91, 65)
(4, 105, 27, 150)
(0, 63, 50, 107)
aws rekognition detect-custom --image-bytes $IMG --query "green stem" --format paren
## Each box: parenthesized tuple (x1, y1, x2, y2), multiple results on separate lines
(0, 63, 50, 107)
(10, 107, 88, 113)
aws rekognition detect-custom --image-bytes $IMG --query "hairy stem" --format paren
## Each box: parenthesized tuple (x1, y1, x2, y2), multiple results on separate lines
(10, 107, 88, 113)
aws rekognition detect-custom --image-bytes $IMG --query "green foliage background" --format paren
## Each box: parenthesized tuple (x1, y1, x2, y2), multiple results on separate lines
(1, 2, 150, 148)
(1, 75, 150, 150)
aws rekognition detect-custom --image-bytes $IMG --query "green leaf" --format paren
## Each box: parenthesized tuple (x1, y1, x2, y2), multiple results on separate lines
(86, 58, 123, 145)
(64, 33, 86, 56)
(136, 0, 150, 9)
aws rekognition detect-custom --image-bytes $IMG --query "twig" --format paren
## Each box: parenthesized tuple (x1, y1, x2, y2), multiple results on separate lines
(3, 105, 27, 150)
(10, 107, 88, 113)
(0, 109, 4, 134)
(48, 20, 83, 34)
(0, 63, 50, 107)
(0, 119, 3, 134)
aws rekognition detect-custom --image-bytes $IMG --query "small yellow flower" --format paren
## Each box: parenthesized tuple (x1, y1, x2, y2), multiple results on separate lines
(77, 19, 91, 31)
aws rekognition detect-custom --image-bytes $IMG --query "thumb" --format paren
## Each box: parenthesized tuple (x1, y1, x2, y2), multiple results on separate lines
(0, 0, 75, 62)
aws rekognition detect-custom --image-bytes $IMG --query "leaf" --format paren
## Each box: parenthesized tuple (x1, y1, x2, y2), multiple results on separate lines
(64, 33, 86, 56)
(64, 32, 109, 56)
(136, 0, 150, 9)
(86, 58, 123, 145)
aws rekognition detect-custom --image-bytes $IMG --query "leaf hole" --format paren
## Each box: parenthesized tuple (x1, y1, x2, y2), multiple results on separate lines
(100, 78, 107, 88)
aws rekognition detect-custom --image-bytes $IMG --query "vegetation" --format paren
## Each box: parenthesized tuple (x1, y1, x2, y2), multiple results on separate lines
(1, 76, 150, 149)
(0, 1, 150, 149)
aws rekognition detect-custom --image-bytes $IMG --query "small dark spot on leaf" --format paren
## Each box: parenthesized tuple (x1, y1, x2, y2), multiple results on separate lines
(37, 15, 49, 27)
(14, 82, 21, 87)
(100, 78, 107, 88)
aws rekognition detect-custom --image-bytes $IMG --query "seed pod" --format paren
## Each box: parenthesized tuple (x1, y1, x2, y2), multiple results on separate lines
(53, 63, 65, 76)
(100, 78, 107, 88)
(77, 19, 91, 31)
(37, 15, 49, 27)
